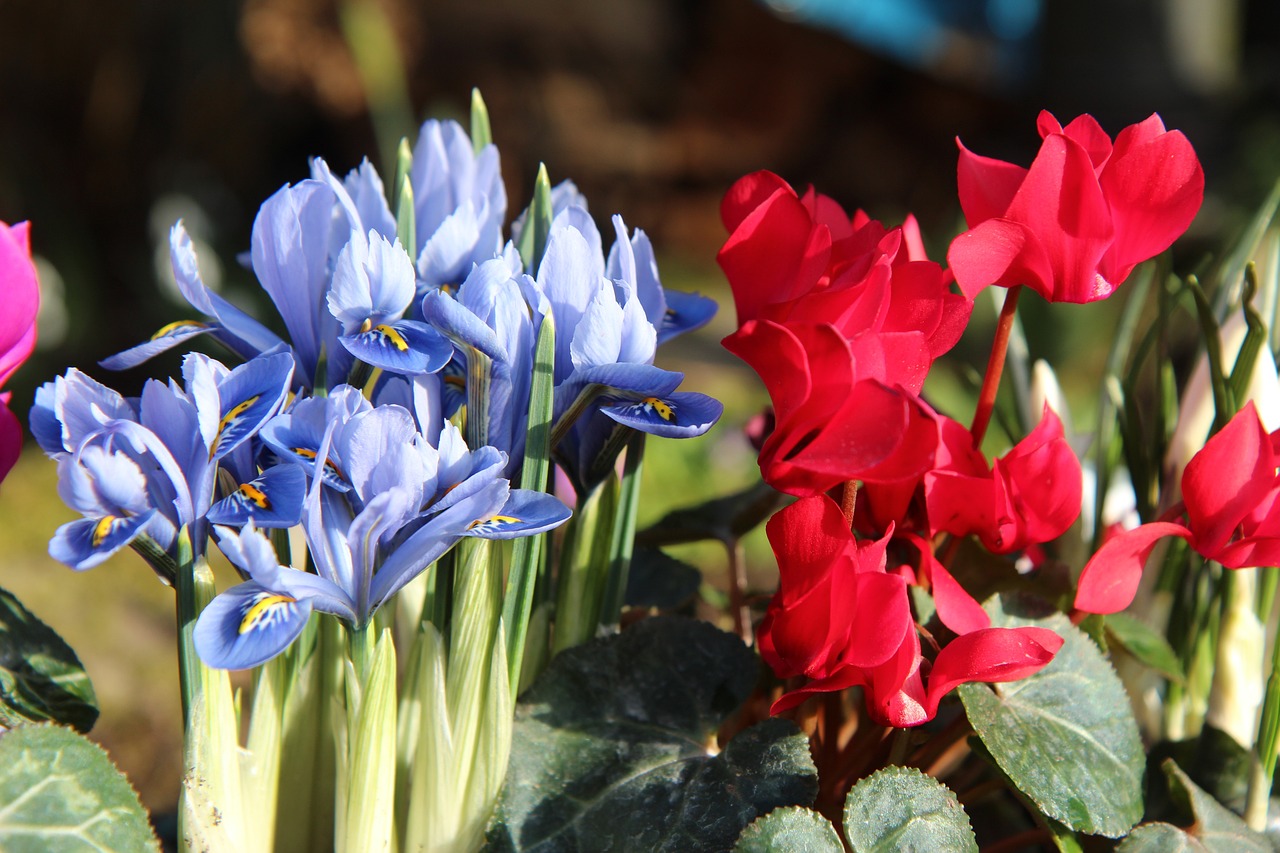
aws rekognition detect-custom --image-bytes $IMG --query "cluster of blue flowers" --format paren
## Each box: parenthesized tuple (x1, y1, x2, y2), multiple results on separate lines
(31, 116, 721, 671)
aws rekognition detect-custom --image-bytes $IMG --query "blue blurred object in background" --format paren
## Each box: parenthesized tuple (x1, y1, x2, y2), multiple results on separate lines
(761, 0, 1043, 90)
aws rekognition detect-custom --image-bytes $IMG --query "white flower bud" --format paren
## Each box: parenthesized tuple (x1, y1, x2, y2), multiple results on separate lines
(1206, 570, 1265, 748)
(1030, 358, 1072, 438)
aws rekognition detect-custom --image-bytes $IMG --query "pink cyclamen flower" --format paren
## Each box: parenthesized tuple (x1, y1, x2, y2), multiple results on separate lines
(1076, 402, 1280, 614)
(0, 221, 39, 482)
(947, 112, 1203, 304)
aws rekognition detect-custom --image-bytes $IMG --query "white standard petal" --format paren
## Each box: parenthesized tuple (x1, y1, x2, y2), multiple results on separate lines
(570, 281, 625, 370)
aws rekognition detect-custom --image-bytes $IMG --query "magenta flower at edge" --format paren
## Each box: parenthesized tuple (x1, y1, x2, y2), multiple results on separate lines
(0, 220, 39, 482)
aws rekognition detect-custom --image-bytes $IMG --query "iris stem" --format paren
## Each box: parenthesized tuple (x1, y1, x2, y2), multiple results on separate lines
(347, 622, 375, 683)
(173, 528, 213, 729)
(552, 479, 618, 654)
(971, 285, 1023, 446)
(502, 312, 556, 695)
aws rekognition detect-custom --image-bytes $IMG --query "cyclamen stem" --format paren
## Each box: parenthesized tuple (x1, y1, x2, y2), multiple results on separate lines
(725, 539, 752, 645)
(970, 285, 1023, 446)
(840, 480, 858, 527)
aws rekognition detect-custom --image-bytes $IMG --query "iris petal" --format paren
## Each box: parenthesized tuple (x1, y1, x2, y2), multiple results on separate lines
(207, 353, 294, 461)
(49, 510, 156, 571)
(207, 464, 307, 528)
(660, 290, 717, 343)
(194, 581, 313, 670)
(339, 320, 453, 375)
(99, 322, 213, 371)
(599, 391, 724, 438)
(463, 489, 571, 539)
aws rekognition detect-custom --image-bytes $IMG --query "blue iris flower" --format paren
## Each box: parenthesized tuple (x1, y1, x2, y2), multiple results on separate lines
(526, 209, 723, 493)
(410, 119, 507, 294)
(311, 156, 397, 250)
(422, 195, 723, 493)
(99, 224, 287, 372)
(327, 230, 453, 376)
(420, 247, 535, 476)
(102, 180, 357, 392)
(604, 215, 717, 344)
(195, 401, 571, 670)
(32, 352, 297, 571)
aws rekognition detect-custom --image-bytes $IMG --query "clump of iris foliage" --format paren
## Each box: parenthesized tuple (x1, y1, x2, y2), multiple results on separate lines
(7, 92, 1280, 853)
(6, 91, 730, 852)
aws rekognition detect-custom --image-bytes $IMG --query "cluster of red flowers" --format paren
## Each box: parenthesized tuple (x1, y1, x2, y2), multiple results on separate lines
(721, 112, 1205, 727)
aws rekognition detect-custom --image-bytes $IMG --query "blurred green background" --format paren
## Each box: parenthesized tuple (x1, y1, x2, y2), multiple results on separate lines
(2, 0, 1278, 817)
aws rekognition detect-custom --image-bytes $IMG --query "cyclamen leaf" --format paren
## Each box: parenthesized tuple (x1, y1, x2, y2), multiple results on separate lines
(1105, 612, 1183, 683)
(636, 480, 788, 548)
(1116, 823, 1214, 853)
(842, 766, 977, 853)
(0, 586, 98, 732)
(485, 617, 818, 852)
(624, 548, 702, 611)
(1124, 759, 1271, 853)
(958, 605, 1144, 837)
(0, 724, 158, 852)
(734, 807, 843, 853)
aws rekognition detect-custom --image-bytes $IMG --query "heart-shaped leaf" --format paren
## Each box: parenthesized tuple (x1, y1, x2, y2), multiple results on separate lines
(1105, 612, 1183, 683)
(486, 617, 817, 852)
(959, 604, 1144, 836)
(0, 586, 98, 732)
(636, 480, 786, 547)
(1115, 759, 1270, 852)
(843, 766, 976, 853)
(734, 806, 843, 853)
(624, 548, 702, 611)
(0, 724, 158, 852)
(1118, 823, 1213, 852)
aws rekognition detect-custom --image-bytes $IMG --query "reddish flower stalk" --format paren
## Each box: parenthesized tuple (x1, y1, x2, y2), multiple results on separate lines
(840, 479, 858, 526)
(970, 285, 1022, 446)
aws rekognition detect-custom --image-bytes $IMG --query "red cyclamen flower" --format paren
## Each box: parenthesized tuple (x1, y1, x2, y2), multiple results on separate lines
(723, 319, 939, 497)
(948, 111, 1203, 304)
(0, 221, 39, 482)
(759, 495, 1063, 727)
(925, 406, 1083, 554)
(856, 404, 1083, 554)
(719, 171, 971, 496)
(1075, 402, 1280, 614)
(720, 170, 970, 385)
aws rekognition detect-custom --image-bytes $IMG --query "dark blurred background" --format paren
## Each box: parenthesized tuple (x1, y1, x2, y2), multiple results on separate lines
(1, 0, 1277, 816)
